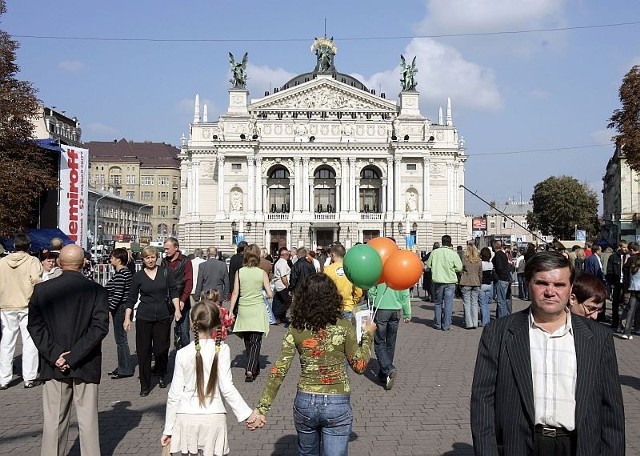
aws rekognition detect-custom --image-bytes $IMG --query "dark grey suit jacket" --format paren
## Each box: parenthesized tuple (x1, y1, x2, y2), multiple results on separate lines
(470, 309, 625, 456)
(27, 271, 109, 384)
(194, 258, 229, 299)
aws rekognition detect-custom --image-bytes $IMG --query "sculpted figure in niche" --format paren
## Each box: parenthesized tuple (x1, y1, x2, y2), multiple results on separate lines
(231, 190, 243, 211)
(406, 191, 418, 212)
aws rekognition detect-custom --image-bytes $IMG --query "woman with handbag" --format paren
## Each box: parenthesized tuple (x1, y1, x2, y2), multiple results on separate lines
(124, 246, 181, 397)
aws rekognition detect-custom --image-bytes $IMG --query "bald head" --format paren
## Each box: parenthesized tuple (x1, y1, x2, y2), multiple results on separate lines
(59, 245, 85, 271)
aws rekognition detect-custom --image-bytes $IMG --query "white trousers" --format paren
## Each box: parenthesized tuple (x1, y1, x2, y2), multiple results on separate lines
(0, 309, 40, 385)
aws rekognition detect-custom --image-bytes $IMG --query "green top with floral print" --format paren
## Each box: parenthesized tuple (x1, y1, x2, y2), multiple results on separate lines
(257, 318, 373, 415)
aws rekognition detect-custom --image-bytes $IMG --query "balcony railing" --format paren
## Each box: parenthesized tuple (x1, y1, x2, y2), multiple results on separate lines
(267, 213, 291, 220)
(360, 213, 383, 220)
(314, 213, 336, 221)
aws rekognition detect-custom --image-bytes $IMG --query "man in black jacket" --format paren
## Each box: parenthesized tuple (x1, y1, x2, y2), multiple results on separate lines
(492, 240, 512, 318)
(162, 237, 193, 349)
(289, 247, 316, 293)
(228, 241, 248, 316)
(28, 244, 109, 456)
(606, 241, 628, 331)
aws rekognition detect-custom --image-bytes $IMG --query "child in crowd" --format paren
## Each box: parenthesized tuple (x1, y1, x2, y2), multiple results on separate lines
(161, 299, 263, 455)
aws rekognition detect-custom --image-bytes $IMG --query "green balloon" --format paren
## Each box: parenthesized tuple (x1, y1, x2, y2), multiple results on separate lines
(343, 244, 383, 290)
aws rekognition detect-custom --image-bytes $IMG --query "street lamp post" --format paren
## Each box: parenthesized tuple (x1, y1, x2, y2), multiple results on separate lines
(94, 195, 108, 262)
(137, 204, 153, 243)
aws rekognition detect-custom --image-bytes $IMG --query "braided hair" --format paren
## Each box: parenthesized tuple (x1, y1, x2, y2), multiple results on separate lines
(190, 299, 222, 407)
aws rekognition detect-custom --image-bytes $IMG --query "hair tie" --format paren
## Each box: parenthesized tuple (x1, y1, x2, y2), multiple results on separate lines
(195, 343, 201, 353)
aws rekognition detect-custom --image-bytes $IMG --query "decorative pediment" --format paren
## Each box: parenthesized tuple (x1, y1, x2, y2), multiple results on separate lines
(250, 77, 397, 113)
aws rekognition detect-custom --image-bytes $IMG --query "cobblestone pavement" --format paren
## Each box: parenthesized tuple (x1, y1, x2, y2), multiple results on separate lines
(1, 296, 639, 455)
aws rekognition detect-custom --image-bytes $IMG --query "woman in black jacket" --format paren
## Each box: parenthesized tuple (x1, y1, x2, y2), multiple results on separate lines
(124, 246, 180, 396)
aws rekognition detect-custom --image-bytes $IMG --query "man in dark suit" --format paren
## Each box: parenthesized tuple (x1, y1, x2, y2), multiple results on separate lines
(27, 244, 109, 456)
(194, 246, 229, 300)
(471, 251, 624, 456)
(227, 241, 248, 302)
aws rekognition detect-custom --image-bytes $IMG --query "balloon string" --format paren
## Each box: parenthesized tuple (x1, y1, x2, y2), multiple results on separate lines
(370, 285, 389, 322)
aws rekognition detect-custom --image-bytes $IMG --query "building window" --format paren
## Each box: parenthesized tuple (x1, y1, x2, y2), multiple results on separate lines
(141, 176, 154, 185)
(126, 175, 136, 185)
(159, 192, 169, 202)
(269, 188, 290, 212)
(269, 167, 289, 179)
(314, 167, 335, 179)
(361, 168, 380, 179)
(141, 191, 153, 201)
(159, 206, 168, 217)
(111, 175, 122, 186)
(231, 164, 242, 171)
(172, 206, 177, 216)
(95, 175, 105, 185)
(406, 164, 417, 171)
(126, 191, 135, 200)
(158, 176, 170, 186)
(490, 222, 496, 229)
(314, 188, 336, 213)
(360, 188, 380, 212)
(502, 217, 508, 229)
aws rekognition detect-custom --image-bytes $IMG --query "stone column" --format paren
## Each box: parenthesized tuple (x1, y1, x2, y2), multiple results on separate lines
(187, 162, 194, 215)
(247, 157, 255, 213)
(294, 157, 302, 212)
(394, 156, 402, 216)
(289, 177, 296, 213)
(447, 163, 454, 214)
(193, 161, 200, 216)
(423, 157, 430, 214)
(381, 180, 387, 213)
(341, 158, 349, 212)
(335, 179, 341, 213)
(302, 158, 310, 212)
(262, 183, 268, 214)
(217, 154, 225, 217)
(348, 157, 356, 213)
(386, 157, 394, 214)
(255, 157, 263, 215)
(355, 181, 360, 213)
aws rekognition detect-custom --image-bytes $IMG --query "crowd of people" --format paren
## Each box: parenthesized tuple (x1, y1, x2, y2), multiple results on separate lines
(0, 232, 630, 455)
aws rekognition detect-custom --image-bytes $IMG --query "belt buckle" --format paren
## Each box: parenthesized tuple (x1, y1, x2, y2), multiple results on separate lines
(542, 427, 557, 437)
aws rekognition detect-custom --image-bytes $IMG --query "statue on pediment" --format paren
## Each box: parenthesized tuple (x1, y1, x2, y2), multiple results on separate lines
(312, 37, 337, 73)
(229, 52, 248, 89)
(400, 55, 418, 92)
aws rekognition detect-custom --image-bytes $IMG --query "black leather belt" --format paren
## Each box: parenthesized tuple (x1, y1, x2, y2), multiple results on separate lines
(534, 425, 574, 438)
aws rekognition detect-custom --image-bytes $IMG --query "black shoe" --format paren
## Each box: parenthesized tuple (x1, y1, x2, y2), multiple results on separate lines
(24, 380, 42, 388)
(111, 373, 133, 379)
(158, 377, 168, 388)
(140, 389, 150, 397)
(0, 384, 8, 390)
(245, 373, 254, 383)
(107, 369, 118, 376)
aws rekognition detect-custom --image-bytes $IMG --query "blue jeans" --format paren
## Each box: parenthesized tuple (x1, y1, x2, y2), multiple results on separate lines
(517, 273, 528, 299)
(112, 305, 133, 375)
(479, 283, 493, 326)
(374, 309, 400, 380)
(495, 280, 511, 318)
(461, 286, 479, 328)
(263, 289, 276, 324)
(293, 391, 352, 456)
(434, 283, 456, 330)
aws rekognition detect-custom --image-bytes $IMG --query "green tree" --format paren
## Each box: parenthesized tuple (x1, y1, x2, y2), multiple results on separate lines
(608, 65, 640, 172)
(0, 0, 57, 235)
(527, 176, 599, 240)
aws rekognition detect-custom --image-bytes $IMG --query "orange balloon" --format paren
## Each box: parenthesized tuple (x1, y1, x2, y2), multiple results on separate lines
(382, 250, 423, 290)
(367, 237, 399, 265)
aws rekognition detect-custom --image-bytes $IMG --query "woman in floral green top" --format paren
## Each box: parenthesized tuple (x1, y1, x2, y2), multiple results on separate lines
(254, 273, 376, 456)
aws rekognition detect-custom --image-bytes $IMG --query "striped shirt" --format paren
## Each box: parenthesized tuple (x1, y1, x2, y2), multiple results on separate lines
(529, 310, 577, 431)
(106, 268, 132, 313)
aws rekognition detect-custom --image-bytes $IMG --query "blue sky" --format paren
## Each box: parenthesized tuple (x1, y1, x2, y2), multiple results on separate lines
(4, 0, 640, 214)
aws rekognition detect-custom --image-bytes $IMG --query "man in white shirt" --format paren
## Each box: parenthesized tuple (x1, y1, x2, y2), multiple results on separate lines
(470, 251, 625, 455)
(272, 247, 292, 325)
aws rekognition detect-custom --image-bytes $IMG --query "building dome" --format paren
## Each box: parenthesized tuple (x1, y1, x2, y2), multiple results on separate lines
(280, 71, 369, 93)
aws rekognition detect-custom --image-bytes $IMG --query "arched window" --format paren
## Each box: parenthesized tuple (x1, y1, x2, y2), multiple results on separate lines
(269, 167, 290, 179)
(314, 167, 335, 179)
(361, 167, 381, 179)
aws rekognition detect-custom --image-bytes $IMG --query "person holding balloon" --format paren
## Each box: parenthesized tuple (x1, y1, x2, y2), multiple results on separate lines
(324, 244, 363, 321)
(368, 283, 411, 390)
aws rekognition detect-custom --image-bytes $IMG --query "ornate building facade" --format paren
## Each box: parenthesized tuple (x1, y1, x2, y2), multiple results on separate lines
(179, 40, 468, 255)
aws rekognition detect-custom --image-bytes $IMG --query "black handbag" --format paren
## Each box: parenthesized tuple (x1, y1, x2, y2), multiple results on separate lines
(163, 268, 174, 314)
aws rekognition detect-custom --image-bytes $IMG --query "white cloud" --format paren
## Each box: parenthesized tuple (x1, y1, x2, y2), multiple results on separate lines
(58, 60, 86, 73)
(355, 38, 503, 112)
(417, 0, 568, 57)
(246, 64, 297, 99)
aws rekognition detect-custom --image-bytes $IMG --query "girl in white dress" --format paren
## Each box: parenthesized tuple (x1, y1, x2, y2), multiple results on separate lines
(161, 296, 262, 455)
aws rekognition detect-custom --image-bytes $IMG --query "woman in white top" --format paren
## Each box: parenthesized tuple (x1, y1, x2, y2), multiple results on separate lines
(161, 295, 263, 455)
(479, 247, 496, 327)
(40, 251, 62, 281)
(622, 254, 640, 340)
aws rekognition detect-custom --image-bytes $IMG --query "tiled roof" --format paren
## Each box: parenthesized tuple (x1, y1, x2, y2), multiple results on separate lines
(86, 139, 180, 169)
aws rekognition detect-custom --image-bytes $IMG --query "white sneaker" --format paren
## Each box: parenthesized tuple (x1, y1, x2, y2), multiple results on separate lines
(621, 334, 633, 340)
(384, 370, 398, 390)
